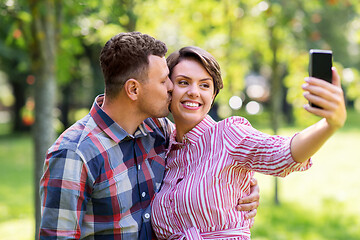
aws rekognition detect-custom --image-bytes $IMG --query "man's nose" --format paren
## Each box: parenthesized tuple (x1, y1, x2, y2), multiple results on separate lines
(167, 77, 174, 92)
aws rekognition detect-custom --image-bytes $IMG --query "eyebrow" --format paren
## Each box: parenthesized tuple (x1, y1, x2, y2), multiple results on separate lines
(175, 74, 212, 82)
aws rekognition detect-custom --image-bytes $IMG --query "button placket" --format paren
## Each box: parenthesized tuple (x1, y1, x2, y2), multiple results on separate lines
(134, 138, 148, 203)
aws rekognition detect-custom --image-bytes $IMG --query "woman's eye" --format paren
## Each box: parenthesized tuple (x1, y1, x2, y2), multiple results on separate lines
(178, 80, 188, 85)
(200, 83, 210, 88)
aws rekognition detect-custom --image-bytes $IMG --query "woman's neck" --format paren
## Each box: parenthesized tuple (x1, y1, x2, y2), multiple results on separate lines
(174, 125, 188, 142)
(174, 117, 204, 142)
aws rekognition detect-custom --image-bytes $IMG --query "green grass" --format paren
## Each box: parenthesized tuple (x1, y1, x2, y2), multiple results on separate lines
(252, 199, 360, 240)
(0, 133, 34, 239)
(0, 109, 359, 239)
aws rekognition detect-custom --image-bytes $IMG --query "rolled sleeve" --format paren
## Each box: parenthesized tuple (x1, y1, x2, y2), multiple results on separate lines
(225, 117, 312, 177)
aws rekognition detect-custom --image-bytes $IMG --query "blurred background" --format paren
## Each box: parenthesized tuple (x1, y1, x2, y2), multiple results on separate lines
(1, 0, 360, 239)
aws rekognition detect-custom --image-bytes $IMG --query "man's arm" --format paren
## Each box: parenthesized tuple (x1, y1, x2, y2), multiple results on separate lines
(39, 149, 89, 239)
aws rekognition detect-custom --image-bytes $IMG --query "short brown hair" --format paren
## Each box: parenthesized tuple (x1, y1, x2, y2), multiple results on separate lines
(99, 32, 167, 99)
(166, 46, 223, 100)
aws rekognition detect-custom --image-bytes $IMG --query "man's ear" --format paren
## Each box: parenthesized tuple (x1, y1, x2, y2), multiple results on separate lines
(124, 79, 140, 101)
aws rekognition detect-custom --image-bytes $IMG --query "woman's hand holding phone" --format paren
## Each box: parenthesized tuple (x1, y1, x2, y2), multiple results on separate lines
(302, 64, 347, 131)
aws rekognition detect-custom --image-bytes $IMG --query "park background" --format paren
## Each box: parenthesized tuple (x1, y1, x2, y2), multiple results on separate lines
(1, 0, 360, 239)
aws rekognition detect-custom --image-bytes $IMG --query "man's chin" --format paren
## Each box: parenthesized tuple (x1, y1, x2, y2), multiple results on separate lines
(153, 110, 170, 119)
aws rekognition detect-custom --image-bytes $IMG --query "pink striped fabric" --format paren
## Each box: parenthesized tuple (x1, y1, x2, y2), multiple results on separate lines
(151, 115, 311, 239)
(168, 226, 250, 239)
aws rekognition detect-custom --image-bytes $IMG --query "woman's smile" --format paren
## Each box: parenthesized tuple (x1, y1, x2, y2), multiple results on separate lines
(170, 58, 215, 136)
(181, 100, 202, 109)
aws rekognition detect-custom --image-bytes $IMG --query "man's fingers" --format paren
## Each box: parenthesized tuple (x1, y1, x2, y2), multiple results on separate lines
(239, 186, 260, 204)
(236, 200, 259, 211)
(250, 177, 258, 186)
(248, 217, 255, 228)
(244, 209, 257, 220)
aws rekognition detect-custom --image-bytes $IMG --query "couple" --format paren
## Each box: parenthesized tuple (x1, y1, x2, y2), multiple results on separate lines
(39, 32, 346, 239)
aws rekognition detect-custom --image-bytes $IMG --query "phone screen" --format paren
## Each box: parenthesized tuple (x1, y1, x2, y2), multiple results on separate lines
(308, 49, 333, 108)
(309, 49, 332, 82)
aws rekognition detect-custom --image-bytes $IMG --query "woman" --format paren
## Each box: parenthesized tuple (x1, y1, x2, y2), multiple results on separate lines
(151, 46, 346, 239)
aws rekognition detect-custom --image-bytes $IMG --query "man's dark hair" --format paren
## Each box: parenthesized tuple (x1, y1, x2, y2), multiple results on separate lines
(100, 32, 167, 99)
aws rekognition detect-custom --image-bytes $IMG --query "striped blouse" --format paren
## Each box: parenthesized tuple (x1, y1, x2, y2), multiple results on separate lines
(151, 115, 312, 239)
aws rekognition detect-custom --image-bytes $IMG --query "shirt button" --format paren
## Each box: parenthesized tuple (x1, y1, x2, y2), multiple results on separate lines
(144, 213, 150, 219)
(138, 165, 141, 170)
(142, 192, 146, 198)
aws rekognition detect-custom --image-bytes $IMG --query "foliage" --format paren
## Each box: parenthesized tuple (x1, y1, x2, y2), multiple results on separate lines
(2, 0, 360, 125)
(136, 0, 360, 120)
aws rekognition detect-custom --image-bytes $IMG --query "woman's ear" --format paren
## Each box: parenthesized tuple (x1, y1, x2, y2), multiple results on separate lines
(212, 93, 217, 103)
(124, 79, 140, 101)
(211, 93, 217, 107)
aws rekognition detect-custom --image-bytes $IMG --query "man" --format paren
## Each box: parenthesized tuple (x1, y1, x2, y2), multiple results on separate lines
(39, 32, 259, 239)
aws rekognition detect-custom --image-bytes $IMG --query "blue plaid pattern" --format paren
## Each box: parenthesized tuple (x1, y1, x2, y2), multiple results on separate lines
(39, 95, 173, 239)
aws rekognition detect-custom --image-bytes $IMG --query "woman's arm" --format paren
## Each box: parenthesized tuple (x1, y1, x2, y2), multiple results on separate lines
(291, 67, 347, 163)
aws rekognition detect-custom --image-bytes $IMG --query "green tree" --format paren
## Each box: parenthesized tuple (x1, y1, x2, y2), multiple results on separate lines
(0, 2, 32, 132)
(28, 1, 60, 238)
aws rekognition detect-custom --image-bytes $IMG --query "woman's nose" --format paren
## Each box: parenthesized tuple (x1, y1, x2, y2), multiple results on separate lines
(187, 84, 200, 98)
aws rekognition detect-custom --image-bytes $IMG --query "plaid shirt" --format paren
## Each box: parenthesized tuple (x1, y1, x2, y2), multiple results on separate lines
(39, 95, 173, 240)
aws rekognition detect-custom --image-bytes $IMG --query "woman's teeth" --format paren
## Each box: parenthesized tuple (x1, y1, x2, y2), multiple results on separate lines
(184, 102, 199, 107)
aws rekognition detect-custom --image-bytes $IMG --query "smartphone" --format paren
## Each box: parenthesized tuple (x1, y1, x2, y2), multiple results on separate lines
(308, 49, 333, 108)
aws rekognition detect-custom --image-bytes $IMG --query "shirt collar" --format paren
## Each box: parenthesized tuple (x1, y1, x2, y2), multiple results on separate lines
(169, 115, 216, 147)
(185, 115, 216, 145)
(90, 95, 151, 143)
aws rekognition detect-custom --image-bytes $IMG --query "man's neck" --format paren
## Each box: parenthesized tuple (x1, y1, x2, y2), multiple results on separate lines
(101, 95, 146, 135)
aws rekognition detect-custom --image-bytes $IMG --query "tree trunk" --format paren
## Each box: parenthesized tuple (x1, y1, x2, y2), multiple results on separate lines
(33, 67, 56, 239)
(269, 24, 282, 205)
(11, 80, 29, 132)
(59, 83, 71, 129)
(29, 0, 59, 238)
